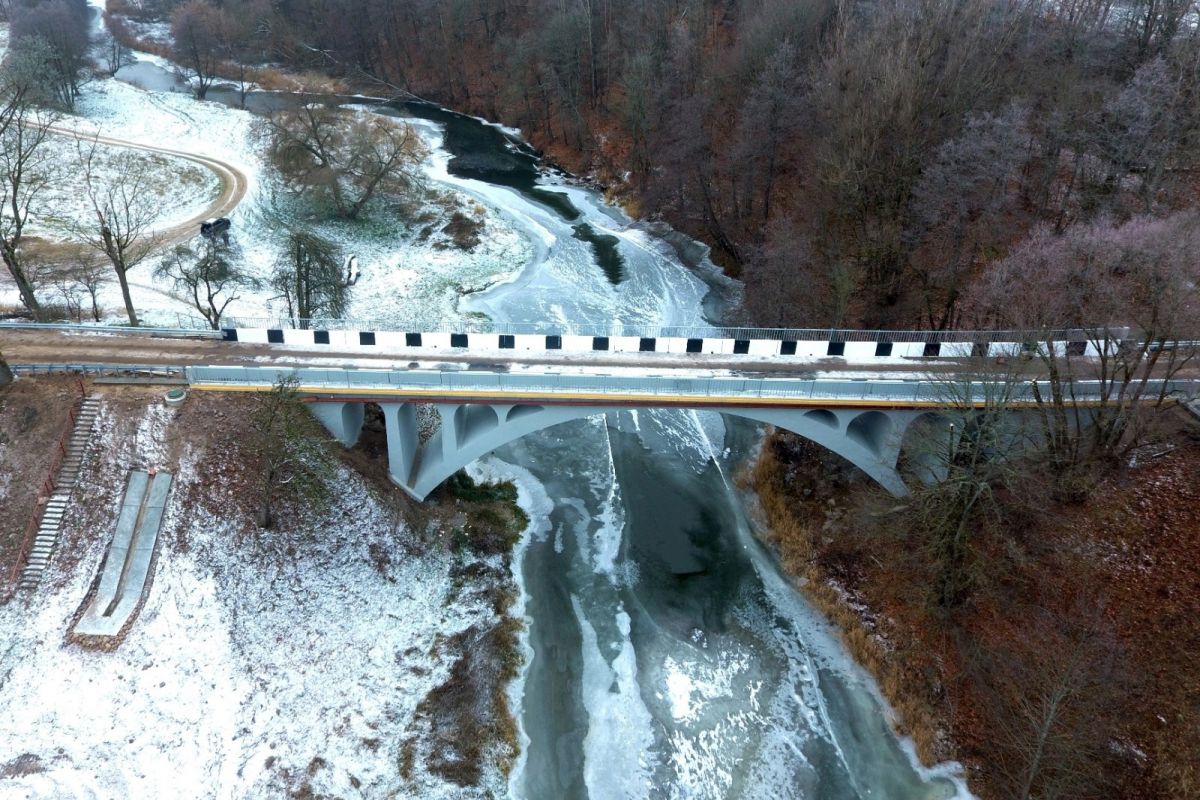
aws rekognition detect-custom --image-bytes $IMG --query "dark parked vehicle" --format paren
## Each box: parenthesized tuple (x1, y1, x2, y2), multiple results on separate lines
(200, 217, 232, 243)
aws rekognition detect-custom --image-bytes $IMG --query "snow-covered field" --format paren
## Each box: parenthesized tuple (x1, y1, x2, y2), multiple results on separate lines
(29, 135, 219, 240)
(0, 392, 526, 799)
(0, 64, 531, 328)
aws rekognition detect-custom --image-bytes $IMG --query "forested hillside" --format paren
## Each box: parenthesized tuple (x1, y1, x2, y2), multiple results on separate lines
(113, 0, 1200, 330)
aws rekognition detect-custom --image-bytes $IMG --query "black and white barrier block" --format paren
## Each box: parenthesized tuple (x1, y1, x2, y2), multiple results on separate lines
(219, 326, 1106, 361)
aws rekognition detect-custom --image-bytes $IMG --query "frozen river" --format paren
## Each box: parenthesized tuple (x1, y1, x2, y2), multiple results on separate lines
(400, 102, 969, 800)
(108, 51, 970, 798)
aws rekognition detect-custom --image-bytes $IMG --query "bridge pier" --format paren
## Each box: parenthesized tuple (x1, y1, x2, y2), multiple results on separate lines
(307, 401, 365, 447)
(381, 403, 420, 490)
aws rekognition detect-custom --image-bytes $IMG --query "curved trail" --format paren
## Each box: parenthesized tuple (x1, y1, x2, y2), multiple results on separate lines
(44, 123, 250, 249)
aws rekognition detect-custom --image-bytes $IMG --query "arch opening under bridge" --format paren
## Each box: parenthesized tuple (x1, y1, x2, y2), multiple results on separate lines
(309, 399, 928, 500)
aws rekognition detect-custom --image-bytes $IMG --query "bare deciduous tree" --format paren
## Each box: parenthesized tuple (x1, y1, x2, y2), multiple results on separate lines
(971, 211, 1200, 481)
(0, 43, 60, 319)
(266, 104, 424, 220)
(741, 218, 855, 328)
(74, 138, 166, 326)
(907, 105, 1030, 329)
(171, 0, 228, 100)
(270, 228, 355, 328)
(896, 357, 1037, 611)
(10, 0, 91, 110)
(978, 598, 1126, 800)
(156, 240, 255, 329)
(249, 373, 330, 530)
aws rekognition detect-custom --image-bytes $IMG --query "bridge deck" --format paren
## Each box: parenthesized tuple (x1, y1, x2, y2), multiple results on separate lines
(186, 365, 1189, 409)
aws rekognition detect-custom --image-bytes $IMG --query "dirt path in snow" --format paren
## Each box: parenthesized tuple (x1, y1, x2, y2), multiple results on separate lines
(42, 123, 249, 251)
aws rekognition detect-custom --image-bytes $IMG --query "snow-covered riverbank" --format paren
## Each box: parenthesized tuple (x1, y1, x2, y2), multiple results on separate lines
(0, 389, 527, 799)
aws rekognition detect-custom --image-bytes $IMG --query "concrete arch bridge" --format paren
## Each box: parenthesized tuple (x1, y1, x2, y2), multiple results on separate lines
(186, 366, 1186, 501)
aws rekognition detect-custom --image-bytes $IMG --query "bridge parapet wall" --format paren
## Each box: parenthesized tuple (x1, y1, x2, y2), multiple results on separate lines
(216, 324, 1115, 363)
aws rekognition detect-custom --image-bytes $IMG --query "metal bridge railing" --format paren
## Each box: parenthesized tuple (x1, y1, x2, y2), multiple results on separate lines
(186, 365, 1194, 405)
(13, 363, 188, 376)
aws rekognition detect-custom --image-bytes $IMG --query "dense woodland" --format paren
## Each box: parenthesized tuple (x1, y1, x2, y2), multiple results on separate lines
(102, 0, 1200, 334)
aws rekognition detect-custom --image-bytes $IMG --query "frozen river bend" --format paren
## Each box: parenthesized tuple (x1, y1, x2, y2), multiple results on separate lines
(396, 102, 971, 799)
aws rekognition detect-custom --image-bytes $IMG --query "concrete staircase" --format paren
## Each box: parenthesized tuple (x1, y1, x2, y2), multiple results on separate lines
(17, 396, 101, 592)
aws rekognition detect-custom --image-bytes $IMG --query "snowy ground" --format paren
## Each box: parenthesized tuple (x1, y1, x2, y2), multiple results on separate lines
(29, 135, 219, 241)
(0, 391, 525, 799)
(0, 62, 531, 329)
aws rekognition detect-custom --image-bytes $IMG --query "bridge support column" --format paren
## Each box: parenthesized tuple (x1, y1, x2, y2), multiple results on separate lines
(381, 403, 420, 489)
(308, 401, 365, 447)
(435, 404, 462, 462)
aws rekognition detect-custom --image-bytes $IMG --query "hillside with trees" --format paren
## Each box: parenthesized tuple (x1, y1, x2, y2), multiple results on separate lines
(110, 0, 1200, 330)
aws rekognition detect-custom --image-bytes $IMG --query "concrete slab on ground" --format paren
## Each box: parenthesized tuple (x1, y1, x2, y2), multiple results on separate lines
(74, 470, 173, 638)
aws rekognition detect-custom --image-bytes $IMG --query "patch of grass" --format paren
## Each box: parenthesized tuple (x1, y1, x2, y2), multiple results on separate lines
(414, 617, 524, 786)
(442, 471, 515, 504)
(398, 738, 416, 780)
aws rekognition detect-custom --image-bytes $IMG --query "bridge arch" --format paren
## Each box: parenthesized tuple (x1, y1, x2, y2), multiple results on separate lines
(308, 400, 923, 500)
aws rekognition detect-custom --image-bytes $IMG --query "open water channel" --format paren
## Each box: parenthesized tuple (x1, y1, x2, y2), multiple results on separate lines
(111, 48, 969, 800)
